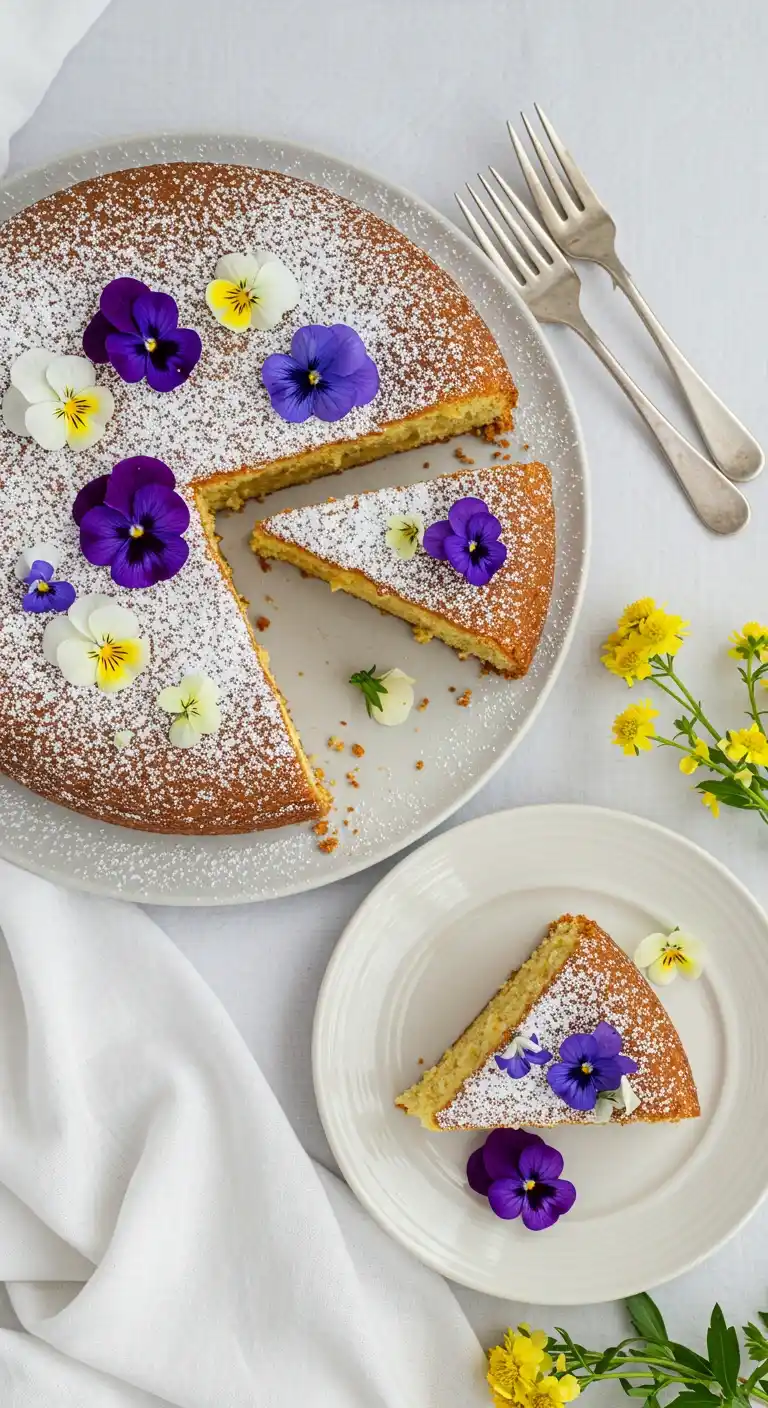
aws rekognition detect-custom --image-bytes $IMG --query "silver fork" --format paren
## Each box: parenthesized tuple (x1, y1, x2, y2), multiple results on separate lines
(508, 105, 763, 483)
(457, 174, 749, 535)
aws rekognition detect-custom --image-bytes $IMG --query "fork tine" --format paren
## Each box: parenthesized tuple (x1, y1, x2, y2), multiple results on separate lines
(477, 172, 546, 270)
(454, 193, 525, 285)
(520, 110, 579, 214)
(462, 185, 533, 284)
(506, 121, 560, 231)
(533, 103, 602, 207)
(487, 166, 563, 264)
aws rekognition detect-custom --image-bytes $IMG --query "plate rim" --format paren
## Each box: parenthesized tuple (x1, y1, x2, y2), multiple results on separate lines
(312, 802, 768, 1301)
(0, 133, 590, 905)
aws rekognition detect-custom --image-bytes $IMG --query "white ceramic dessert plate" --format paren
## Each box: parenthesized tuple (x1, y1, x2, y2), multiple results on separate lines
(313, 804, 768, 1303)
(0, 135, 588, 904)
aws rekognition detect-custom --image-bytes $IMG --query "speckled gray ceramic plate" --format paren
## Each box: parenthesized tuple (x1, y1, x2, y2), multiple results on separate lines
(0, 134, 589, 904)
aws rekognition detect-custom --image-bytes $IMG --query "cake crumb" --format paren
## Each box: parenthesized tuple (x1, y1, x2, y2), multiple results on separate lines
(522, 442, 529, 451)
(314, 766, 325, 781)
(415, 760, 424, 771)
(257, 557, 272, 573)
(448, 686, 456, 693)
(351, 743, 365, 757)
(422, 461, 430, 469)
(327, 736, 344, 752)
(313, 820, 329, 836)
(318, 836, 339, 854)
(453, 447, 475, 465)
(346, 771, 360, 789)
(457, 689, 472, 708)
(417, 697, 429, 711)
(346, 805, 355, 813)
(418, 1057, 424, 1065)
(492, 450, 501, 459)
(255, 615, 270, 631)
(264, 594, 274, 604)
(340, 720, 348, 726)
(498, 438, 510, 448)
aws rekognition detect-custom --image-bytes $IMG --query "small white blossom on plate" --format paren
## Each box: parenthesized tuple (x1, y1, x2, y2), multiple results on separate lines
(633, 927, 704, 986)
(14, 541, 61, 581)
(385, 513, 424, 561)
(114, 729, 134, 750)
(43, 594, 149, 692)
(3, 349, 115, 452)
(349, 665, 416, 726)
(594, 1074, 642, 1123)
(156, 672, 221, 749)
(205, 251, 300, 332)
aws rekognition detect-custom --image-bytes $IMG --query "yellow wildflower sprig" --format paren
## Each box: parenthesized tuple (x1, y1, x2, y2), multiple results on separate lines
(486, 1294, 768, 1407)
(603, 601, 768, 826)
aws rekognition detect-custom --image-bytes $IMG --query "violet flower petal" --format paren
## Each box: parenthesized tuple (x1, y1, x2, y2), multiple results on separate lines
(487, 1178, 525, 1220)
(422, 520, 452, 560)
(590, 1057, 627, 1093)
(443, 533, 473, 575)
(447, 497, 489, 535)
(100, 277, 150, 333)
(591, 1022, 623, 1058)
(79, 505, 128, 566)
(310, 376, 359, 422)
(614, 1053, 639, 1076)
(495, 1051, 532, 1079)
(131, 290, 179, 341)
(519, 1187, 561, 1232)
(82, 310, 113, 363)
(146, 531, 189, 582)
(25, 560, 54, 584)
(463, 556, 496, 587)
(347, 356, 380, 407)
(547, 1063, 598, 1110)
(318, 324, 370, 377)
(72, 474, 109, 525)
(290, 324, 339, 369)
(483, 1128, 545, 1181)
(464, 511, 502, 546)
(524, 1043, 553, 1066)
(131, 481, 190, 536)
(558, 1033, 598, 1066)
(109, 537, 168, 589)
(262, 353, 314, 422)
(105, 457, 176, 516)
(145, 328, 202, 392)
(518, 1141, 564, 1184)
(46, 580, 77, 612)
(466, 1147, 493, 1196)
(105, 332, 149, 384)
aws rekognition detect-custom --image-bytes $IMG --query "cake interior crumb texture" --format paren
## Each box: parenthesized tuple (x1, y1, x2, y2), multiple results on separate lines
(0, 161, 516, 834)
(396, 914, 700, 1130)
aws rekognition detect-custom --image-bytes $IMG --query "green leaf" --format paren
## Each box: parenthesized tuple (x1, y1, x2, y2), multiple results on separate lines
(759, 1312, 768, 1331)
(744, 1321, 768, 1362)
(694, 779, 755, 810)
(627, 1292, 670, 1345)
(665, 1390, 722, 1407)
(619, 1381, 659, 1398)
(348, 666, 388, 718)
(706, 1304, 741, 1396)
(669, 1341, 714, 1377)
(594, 1345, 619, 1374)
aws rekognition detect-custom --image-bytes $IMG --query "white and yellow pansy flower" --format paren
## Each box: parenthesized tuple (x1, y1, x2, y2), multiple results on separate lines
(157, 671, 221, 748)
(43, 594, 149, 692)
(385, 513, 424, 560)
(633, 927, 705, 986)
(594, 1074, 642, 1123)
(205, 251, 300, 333)
(3, 349, 115, 452)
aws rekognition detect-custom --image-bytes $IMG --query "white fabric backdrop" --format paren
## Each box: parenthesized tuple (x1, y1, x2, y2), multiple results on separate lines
(3, 0, 768, 1357)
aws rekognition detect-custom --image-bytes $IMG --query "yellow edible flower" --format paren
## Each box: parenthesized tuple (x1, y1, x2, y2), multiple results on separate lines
(719, 725, 768, 767)
(617, 597, 656, 633)
(679, 737, 710, 775)
(612, 700, 658, 756)
(528, 1375, 581, 1408)
(701, 791, 720, 818)
(729, 622, 768, 661)
(601, 631, 653, 686)
(637, 608, 688, 658)
(487, 1330, 549, 1404)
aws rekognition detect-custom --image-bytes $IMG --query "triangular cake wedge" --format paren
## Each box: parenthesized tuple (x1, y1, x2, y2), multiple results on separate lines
(250, 464, 554, 677)
(396, 914, 700, 1129)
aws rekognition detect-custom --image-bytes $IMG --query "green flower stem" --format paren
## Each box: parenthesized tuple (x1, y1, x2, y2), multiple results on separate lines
(745, 650, 764, 732)
(655, 658, 722, 742)
(653, 735, 768, 816)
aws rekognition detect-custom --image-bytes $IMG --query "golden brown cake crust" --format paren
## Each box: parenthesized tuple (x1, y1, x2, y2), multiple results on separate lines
(0, 161, 516, 833)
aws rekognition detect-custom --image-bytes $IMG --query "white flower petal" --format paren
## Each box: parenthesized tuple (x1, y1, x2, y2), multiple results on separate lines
(55, 637, 99, 687)
(156, 685, 185, 715)
(169, 716, 203, 749)
(15, 540, 60, 581)
(68, 593, 115, 640)
(214, 253, 261, 286)
(678, 955, 703, 981)
(180, 671, 219, 706)
(10, 348, 57, 404)
(249, 257, 301, 330)
(646, 955, 677, 987)
(45, 355, 95, 399)
(87, 603, 140, 644)
(65, 416, 109, 454)
(619, 1076, 641, 1116)
(195, 699, 221, 735)
(42, 615, 80, 666)
(633, 932, 667, 969)
(670, 931, 705, 963)
(593, 1096, 614, 1124)
(373, 667, 416, 727)
(24, 400, 68, 451)
(87, 386, 115, 427)
(3, 385, 31, 437)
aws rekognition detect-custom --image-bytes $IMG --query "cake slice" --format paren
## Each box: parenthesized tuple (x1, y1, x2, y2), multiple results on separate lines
(250, 464, 555, 677)
(396, 914, 700, 1130)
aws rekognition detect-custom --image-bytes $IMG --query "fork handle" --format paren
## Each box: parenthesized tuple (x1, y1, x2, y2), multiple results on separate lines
(573, 316, 750, 535)
(607, 261, 763, 483)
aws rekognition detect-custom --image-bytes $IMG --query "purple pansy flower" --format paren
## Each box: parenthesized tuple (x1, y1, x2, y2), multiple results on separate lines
(261, 324, 379, 423)
(73, 456, 190, 589)
(83, 277, 202, 392)
(22, 560, 76, 613)
(495, 1031, 552, 1079)
(546, 1021, 638, 1112)
(467, 1128, 576, 1232)
(423, 496, 507, 586)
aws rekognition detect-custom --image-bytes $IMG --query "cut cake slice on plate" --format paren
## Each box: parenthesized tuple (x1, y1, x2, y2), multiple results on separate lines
(396, 914, 700, 1130)
(250, 463, 555, 677)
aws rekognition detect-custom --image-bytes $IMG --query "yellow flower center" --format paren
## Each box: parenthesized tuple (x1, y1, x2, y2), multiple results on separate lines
(56, 392, 92, 430)
(224, 281, 256, 315)
(523, 1178, 536, 1191)
(468, 539, 478, 553)
(129, 524, 145, 538)
(89, 637, 129, 675)
(144, 337, 158, 353)
(581, 1062, 593, 1074)
(661, 946, 685, 967)
(35, 580, 50, 593)
(615, 718, 640, 744)
(308, 369, 321, 386)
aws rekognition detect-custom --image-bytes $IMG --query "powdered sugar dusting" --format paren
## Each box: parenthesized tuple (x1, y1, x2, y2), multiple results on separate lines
(437, 927, 698, 1129)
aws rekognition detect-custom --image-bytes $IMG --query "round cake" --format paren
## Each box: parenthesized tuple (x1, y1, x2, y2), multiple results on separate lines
(0, 162, 516, 835)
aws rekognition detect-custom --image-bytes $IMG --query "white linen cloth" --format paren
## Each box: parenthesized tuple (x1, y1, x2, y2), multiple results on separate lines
(0, 861, 487, 1406)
